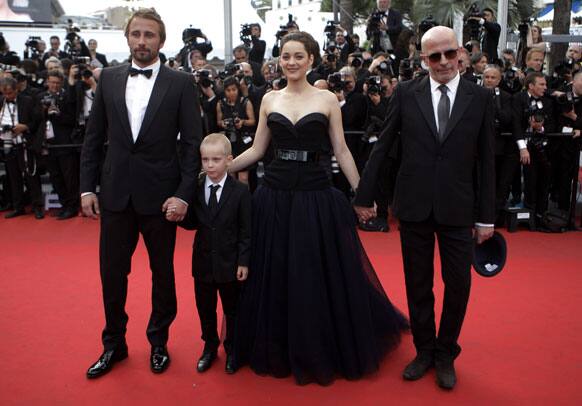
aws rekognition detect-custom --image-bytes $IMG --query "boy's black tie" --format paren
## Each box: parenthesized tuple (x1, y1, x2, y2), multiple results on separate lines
(208, 184, 220, 214)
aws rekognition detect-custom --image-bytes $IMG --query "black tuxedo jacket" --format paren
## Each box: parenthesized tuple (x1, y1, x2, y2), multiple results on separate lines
(342, 91, 368, 131)
(511, 91, 556, 144)
(249, 37, 266, 65)
(181, 175, 251, 284)
(80, 63, 202, 215)
(492, 88, 515, 155)
(355, 75, 495, 227)
(94, 52, 109, 68)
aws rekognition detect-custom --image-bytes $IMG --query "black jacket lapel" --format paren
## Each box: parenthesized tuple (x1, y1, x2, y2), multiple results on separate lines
(135, 64, 171, 145)
(112, 67, 133, 144)
(414, 76, 438, 139)
(442, 78, 474, 143)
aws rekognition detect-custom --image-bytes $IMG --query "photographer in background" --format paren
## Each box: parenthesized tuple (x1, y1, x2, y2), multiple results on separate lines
(467, 7, 501, 63)
(550, 70, 582, 213)
(216, 76, 255, 184)
(40, 70, 79, 220)
(334, 25, 355, 64)
(482, 65, 516, 224)
(68, 58, 98, 143)
(232, 45, 265, 86)
(194, 65, 220, 135)
(512, 72, 556, 229)
(272, 17, 299, 58)
(87, 39, 108, 69)
(246, 23, 266, 65)
(42, 36, 67, 65)
(358, 74, 395, 232)
(0, 34, 19, 66)
(177, 28, 213, 69)
(0, 77, 43, 219)
(366, 0, 403, 55)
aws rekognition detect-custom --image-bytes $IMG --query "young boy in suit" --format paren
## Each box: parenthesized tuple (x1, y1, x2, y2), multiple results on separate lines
(177, 133, 251, 374)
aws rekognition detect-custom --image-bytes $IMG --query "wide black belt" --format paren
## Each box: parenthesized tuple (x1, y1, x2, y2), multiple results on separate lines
(276, 148, 319, 162)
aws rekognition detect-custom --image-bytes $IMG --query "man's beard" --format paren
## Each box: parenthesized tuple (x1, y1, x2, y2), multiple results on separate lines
(132, 47, 158, 64)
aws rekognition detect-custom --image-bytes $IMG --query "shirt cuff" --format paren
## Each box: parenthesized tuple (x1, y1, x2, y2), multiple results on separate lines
(81, 192, 95, 197)
(207, 95, 216, 102)
(475, 223, 494, 228)
(517, 139, 527, 150)
(175, 197, 188, 207)
(339, 100, 346, 107)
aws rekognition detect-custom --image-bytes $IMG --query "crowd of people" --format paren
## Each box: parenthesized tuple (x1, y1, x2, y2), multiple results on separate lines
(0, 0, 581, 232)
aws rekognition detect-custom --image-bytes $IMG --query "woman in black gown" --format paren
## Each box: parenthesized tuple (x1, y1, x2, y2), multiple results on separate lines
(229, 32, 408, 386)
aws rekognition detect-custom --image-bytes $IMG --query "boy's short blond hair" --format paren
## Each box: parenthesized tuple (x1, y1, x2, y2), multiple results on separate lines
(200, 133, 232, 156)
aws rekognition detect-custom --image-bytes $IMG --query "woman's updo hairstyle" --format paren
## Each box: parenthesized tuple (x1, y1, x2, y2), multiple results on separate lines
(280, 31, 319, 59)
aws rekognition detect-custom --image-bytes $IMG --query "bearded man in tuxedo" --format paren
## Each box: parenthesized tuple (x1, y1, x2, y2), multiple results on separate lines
(81, 8, 201, 378)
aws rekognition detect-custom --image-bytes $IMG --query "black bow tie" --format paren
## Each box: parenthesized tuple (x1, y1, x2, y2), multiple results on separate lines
(129, 67, 153, 78)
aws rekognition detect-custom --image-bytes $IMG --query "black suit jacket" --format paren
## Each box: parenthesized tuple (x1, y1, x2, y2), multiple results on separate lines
(80, 63, 202, 214)
(482, 21, 501, 62)
(181, 175, 251, 284)
(95, 52, 109, 68)
(0, 94, 41, 151)
(249, 37, 266, 65)
(355, 75, 495, 227)
(492, 88, 515, 155)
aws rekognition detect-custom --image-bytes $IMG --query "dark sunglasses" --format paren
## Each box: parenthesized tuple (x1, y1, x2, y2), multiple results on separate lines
(427, 49, 458, 63)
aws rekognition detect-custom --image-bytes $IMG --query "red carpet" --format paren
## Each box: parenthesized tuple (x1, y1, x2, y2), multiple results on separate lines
(1, 213, 581, 405)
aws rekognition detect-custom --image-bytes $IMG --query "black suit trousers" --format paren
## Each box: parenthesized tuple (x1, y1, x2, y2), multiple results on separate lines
(523, 145, 551, 217)
(5, 148, 43, 210)
(99, 203, 177, 350)
(495, 151, 519, 218)
(47, 152, 79, 211)
(194, 279, 239, 353)
(399, 215, 473, 361)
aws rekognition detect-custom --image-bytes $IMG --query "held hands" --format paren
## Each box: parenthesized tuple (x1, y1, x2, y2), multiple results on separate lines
(162, 197, 187, 222)
(474, 226, 494, 244)
(354, 204, 377, 223)
(519, 148, 530, 165)
(237, 266, 249, 281)
(81, 194, 100, 219)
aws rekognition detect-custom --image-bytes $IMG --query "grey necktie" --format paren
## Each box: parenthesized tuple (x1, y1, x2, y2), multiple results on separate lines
(437, 84, 450, 143)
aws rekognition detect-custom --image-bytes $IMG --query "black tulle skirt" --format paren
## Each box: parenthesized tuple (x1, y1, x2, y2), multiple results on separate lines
(233, 185, 408, 385)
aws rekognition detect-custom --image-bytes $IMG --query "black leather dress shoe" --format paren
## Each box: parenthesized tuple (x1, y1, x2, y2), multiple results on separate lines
(403, 353, 434, 381)
(57, 208, 77, 220)
(4, 209, 25, 219)
(34, 208, 45, 219)
(225, 354, 235, 374)
(435, 359, 457, 390)
(150, 346, 170, 373)
(86, 348, 128, 379)
(197, 350, 217, 373)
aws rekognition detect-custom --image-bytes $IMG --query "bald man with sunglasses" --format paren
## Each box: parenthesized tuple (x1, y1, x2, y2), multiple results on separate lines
(354, 26, 495, 390)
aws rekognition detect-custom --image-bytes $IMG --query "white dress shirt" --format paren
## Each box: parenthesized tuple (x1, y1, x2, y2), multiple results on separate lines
(126, 59, 161, 142)
(204, 173, 228, 205)
(429, 73, 493, 228)
(429, 72, 460, 133)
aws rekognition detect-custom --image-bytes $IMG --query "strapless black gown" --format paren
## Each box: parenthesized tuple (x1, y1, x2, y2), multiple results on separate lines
(233, 112, 408, 385)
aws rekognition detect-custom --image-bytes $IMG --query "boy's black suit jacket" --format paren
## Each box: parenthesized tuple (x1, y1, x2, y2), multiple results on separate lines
(181, 174, 251, 284)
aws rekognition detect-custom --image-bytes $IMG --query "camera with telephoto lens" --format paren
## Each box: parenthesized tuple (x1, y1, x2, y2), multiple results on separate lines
(324, 20, 339, 41)
(41, 92, 65, 116)
(518, 19, 533, 39)
(367, 10, 385, 35)
(276, 15, 295, 40)
(194, 69, 214, 88)
(72, 56, 92, 80)
(223, 112, 240, 143)
(183, 27, 203, 47)
(528, 99, 545, 124)
(377, 57, 395, 75)
(24, 36, 42, 59)
(399, 58, 415, 81)
(240, 23, 253, 46)
(64, 19, 83, 58)
(555, 90, 575, 114)
(465, 3, 483, 41)
(350, 53, 363, 68)
(365, 75, 383, 94)
(219, 63, 242, 80)
(327, 72, 347, 92)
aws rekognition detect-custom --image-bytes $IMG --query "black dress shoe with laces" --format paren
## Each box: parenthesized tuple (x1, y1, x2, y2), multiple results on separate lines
(225, 353, 236, 374)
(86, 347, 128, 379)
(150, 346, 171, 373)
(402, 353, 434, 381)
(4, 209, 25, 219)
(435, 359, 456, 390)
(197, 350, 217, 373)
